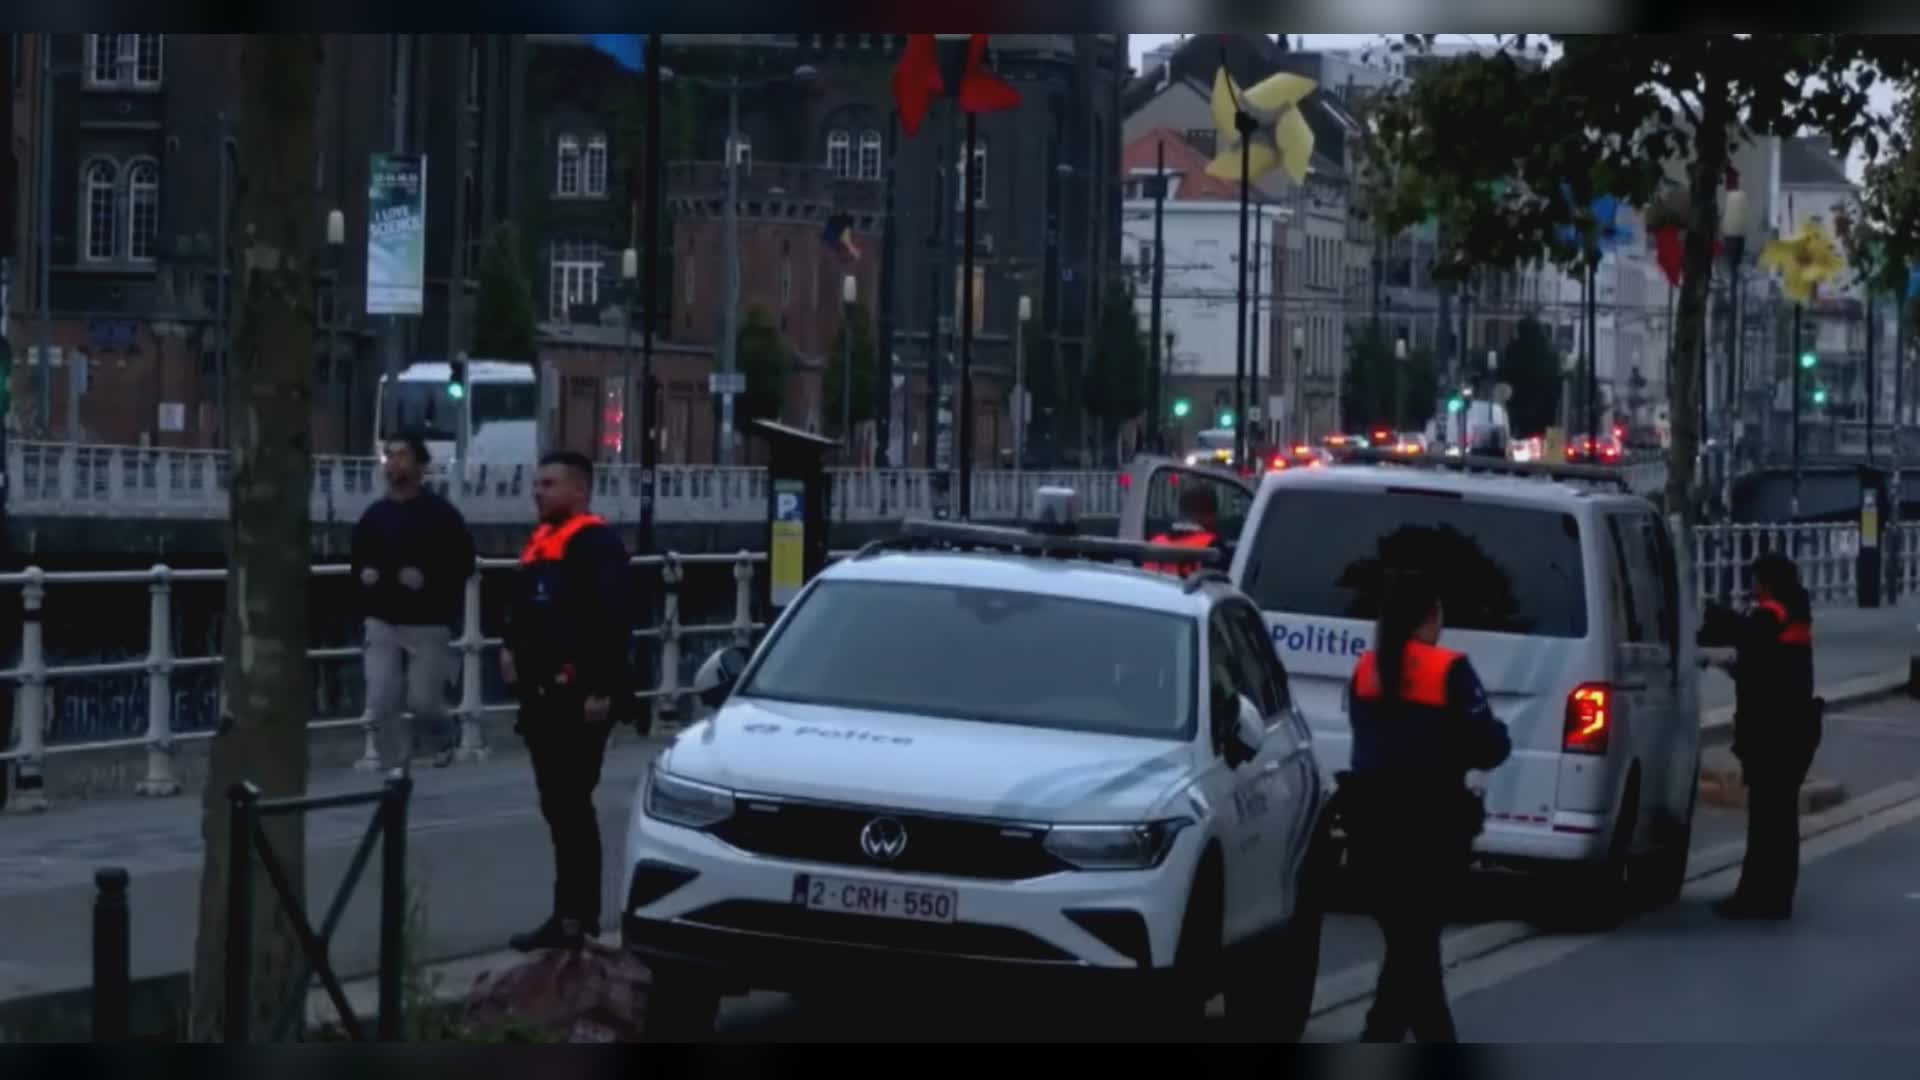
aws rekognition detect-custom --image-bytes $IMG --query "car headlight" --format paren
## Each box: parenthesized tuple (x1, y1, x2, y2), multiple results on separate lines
(643, 765, 735, 830)
(1043, 819, 1192, 871)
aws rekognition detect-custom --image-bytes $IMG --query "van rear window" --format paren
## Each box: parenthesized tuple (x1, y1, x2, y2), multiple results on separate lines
(1239, 489, 1588, 638)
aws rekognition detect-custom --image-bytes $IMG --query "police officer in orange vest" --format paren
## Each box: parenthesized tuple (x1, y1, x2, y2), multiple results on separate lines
(1145, 485, 1221, 576)
(501, 450, 636, 952)
(1699, 552, 1821, 920)
(1342, 569, 1511, 1042)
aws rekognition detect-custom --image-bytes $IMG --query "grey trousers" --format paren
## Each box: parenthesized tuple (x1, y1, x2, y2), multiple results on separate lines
(364, 618, 455, 770)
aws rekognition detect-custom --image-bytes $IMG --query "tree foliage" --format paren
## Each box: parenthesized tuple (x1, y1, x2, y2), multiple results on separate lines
(823, 299, 879, 433)
(1086, 278, 1148, 425)
(1491, 317, 1564, 438)
(1843, 90, 1920, 313)
(1363, 34, 1920, 520)
(735, 305, 788, 423)
(1342, 324, 1437, 433)
(190, 33, 320, 1042)
(470, 223, 540, 362)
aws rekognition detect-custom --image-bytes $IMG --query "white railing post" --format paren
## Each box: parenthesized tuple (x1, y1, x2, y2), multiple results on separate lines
(732, 551, 755, 648)
(7, 568, 49, 812)
(655, 554, 683, 732)
(454, 573, 488, 763)
(352, 609, 382, 770)
(136, 564, 180, 796)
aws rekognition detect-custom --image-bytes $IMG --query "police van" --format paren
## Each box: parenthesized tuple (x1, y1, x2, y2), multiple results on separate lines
(1120, 450, 1702, 920)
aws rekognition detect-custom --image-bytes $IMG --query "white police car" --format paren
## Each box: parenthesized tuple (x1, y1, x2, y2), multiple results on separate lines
(622, 490, 1331, 1037)
(1121, 451, 1703, 924)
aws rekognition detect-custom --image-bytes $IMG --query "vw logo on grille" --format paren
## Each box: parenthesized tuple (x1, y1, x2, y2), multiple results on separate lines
(859, 816, 909, 862)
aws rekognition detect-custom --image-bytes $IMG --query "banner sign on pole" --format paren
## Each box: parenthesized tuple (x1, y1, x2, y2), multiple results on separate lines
(366, 153, 427, 316)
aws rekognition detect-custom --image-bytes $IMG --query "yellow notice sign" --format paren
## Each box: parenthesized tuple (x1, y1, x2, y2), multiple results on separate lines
(771, 480, 806, 606)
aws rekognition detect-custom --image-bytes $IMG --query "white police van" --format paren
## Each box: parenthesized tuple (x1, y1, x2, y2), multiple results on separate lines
(622, 491, 1332, 1037)
(1120, 451, 1702, 922)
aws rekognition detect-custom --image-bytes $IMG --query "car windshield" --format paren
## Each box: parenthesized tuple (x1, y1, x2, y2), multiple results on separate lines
(739, 579, 1197, 740)
(1240, 488, 1588, 638)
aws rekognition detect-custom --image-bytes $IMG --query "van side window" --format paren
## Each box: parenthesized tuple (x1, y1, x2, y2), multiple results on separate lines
(1207, 613, 1241, 751)
(1608, 515, 1666, 646)
(1603, 516, 1645, 642)
(1637, 513, 1678, 647)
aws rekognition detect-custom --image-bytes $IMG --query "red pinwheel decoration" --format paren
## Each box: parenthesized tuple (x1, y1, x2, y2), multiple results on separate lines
(1652, 227, 1726, 288)
(891, 34, 1021, 137)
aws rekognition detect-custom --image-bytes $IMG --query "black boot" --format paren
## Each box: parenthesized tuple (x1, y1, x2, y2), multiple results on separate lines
(509, 916, 589, 953)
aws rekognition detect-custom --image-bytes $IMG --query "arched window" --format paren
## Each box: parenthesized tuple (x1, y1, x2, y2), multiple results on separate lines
(555, 135, 581, 196)
(83, 160, 119, 262)
(127, 160, 159, 261)
(857, 129, 882, 180)
(826, 129, 850, 178)
(584, 135, 608, 197)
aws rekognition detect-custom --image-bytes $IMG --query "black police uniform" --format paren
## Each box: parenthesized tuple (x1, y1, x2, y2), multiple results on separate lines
(1343, 640, 1511, 1043)
(503, 511, 635, 947)
(1701, 597, 1820, 918)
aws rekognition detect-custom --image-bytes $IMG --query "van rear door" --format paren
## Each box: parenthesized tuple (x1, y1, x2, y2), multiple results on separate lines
(1233, 482, 1593, 824)
(1117, 457, 1255, 550)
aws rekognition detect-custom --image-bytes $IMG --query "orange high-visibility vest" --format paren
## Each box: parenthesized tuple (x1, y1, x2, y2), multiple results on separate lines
(1754, 599, 1813, 647)
(1352, 641, 1464, 708)
(519, 513, 608, 565)
(1145, 530, 1216, 576)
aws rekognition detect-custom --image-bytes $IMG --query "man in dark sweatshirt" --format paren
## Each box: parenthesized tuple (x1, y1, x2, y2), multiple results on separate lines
(351, 433, 476, 773)
(501, 450, 634, 952)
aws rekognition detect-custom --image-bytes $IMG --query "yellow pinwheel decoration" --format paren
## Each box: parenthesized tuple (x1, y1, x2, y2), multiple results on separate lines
(1204, 67, 1317, 186)
(1759, 220, 1846, 304)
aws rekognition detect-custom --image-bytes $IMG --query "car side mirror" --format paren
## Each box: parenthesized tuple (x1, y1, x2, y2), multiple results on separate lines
(1227, 696, 1266, 767)
(693, 646, 749, 709)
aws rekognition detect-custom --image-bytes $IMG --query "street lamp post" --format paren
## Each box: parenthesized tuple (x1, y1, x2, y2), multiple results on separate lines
(1289, 325, 1304, 445)
(1394, 336, 1408, 432)
(326, 209, 345, 447)
(1721, 189, 1748, 523)
(1015, 294, 1031, 491)
(840, 273, 857, 463)
(621, 246, 639, 463)
(661, 63, 818, 464)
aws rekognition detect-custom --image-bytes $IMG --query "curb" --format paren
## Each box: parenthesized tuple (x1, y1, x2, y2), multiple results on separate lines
(1697, 769, 1846, 814)
(1308, 767, 1920, 1020)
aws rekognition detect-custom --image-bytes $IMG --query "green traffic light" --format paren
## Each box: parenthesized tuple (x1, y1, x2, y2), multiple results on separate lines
(1812, 388, 1828, 405)
(1218, 411, 1235, 428)
(1446, 397, 1465, 413)
(446, 382, 466, 400)
(1800, 351, 1817, 370)
(1172, 398, 1191, 418)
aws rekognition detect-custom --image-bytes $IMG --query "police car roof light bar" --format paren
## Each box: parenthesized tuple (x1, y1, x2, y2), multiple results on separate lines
(895, 519, 1227, 570)
(1182, 569, 1235, 594)
(1338, 447, 1631, 491)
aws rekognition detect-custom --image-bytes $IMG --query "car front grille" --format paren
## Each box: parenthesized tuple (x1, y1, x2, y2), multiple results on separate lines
(681, 901, 1076, 962)
(708, 797, 1069, 881)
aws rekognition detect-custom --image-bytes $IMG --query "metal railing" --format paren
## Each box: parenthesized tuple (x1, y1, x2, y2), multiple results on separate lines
(3, 441, 1127, 525)
(3, 524, 1914, 810)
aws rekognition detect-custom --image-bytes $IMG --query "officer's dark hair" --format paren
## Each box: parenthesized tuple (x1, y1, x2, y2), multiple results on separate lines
(539, 449, 594, 488)
(1374, 567, 1442, 706)
(386, 432, 430, 466)
(1751, 552, 1811, 624)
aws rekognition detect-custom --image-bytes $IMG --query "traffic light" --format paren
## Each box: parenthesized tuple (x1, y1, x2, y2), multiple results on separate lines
(1171, 396, 1191, 419)
(1799, 350, 1817, 371)
(1217, 409, 1234, 428)
(447, 358, 468, 399)
(1446, 395, 1465, 414)
(1812, 387, 1828, 406)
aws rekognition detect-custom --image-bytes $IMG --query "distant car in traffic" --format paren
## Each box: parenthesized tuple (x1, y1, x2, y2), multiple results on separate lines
(1566, 435, 1624, 464)
(1119, 450, 1703, 926)
(622, 491, 1333, 1037)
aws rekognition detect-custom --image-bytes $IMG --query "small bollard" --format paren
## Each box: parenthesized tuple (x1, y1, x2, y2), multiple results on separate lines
(92, 866, 131, 1042)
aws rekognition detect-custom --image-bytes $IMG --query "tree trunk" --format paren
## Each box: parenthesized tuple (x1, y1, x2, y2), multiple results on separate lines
(188, 34, 321, 1043)
(1665, 89, 1733, 526)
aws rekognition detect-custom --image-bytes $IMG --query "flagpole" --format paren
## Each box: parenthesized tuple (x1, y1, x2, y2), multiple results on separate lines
(876, 107, 898, 469)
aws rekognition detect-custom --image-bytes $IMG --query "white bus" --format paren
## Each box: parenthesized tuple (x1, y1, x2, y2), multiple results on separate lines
(373, 359, 540, 466)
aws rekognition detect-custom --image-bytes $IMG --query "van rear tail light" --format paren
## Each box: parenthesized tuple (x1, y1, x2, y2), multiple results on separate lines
(1564, 683, 1611, 755)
